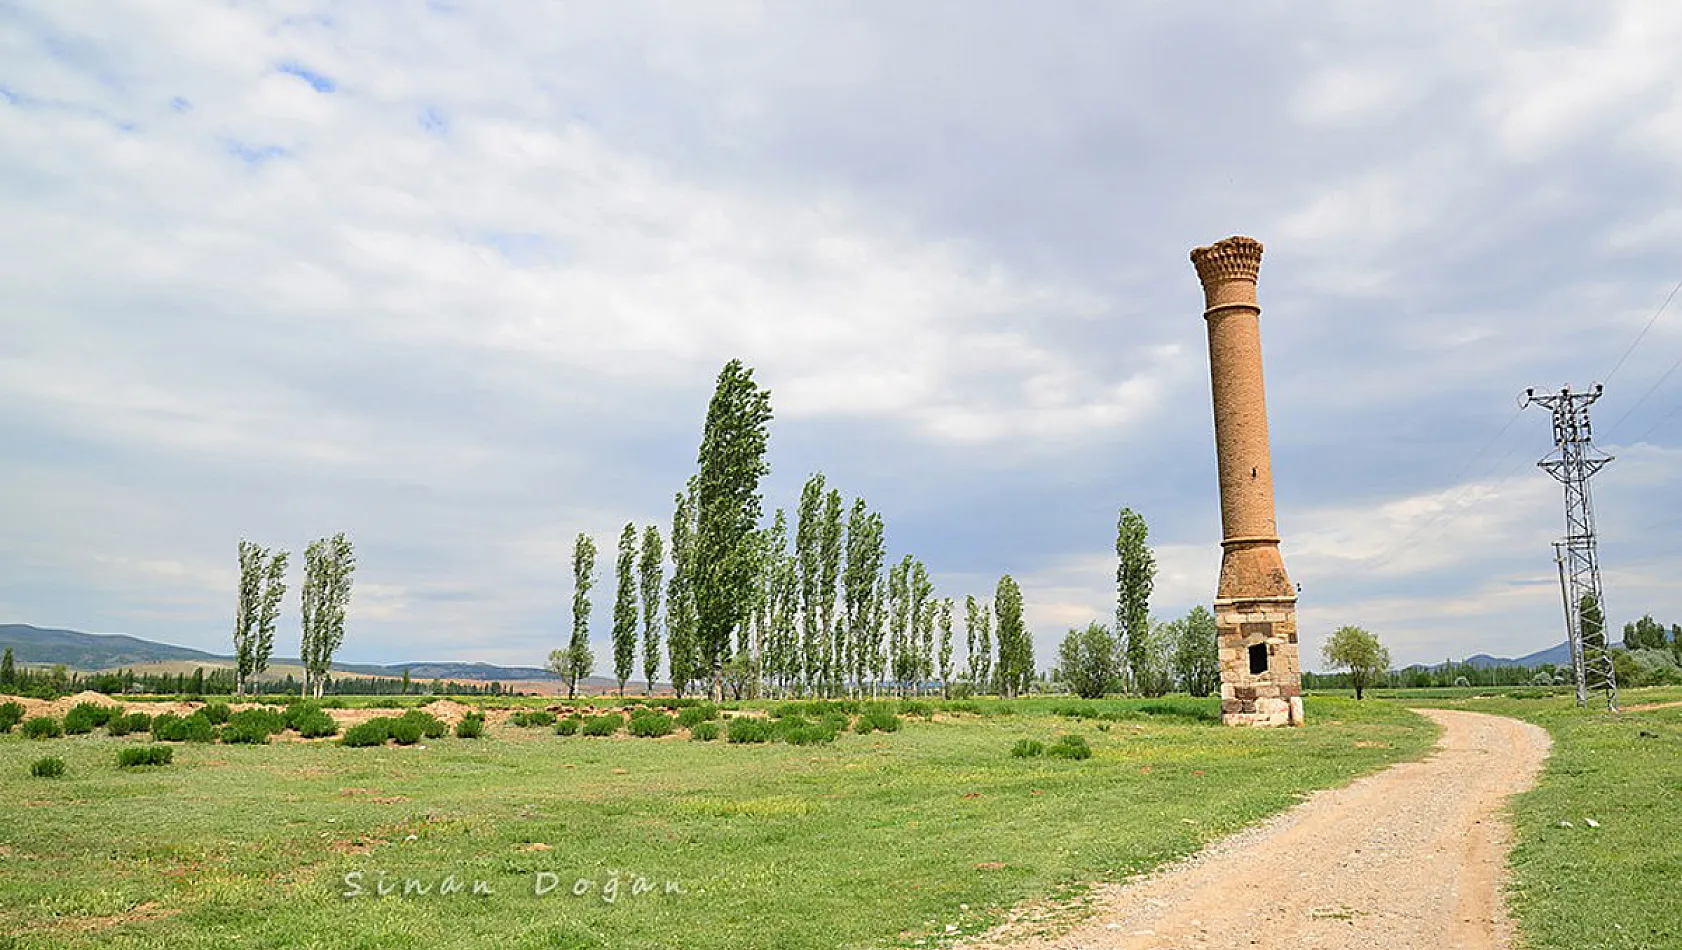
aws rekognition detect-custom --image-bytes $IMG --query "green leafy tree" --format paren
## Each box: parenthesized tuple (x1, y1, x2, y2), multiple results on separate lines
(612, 523, 638, 696)
(1321, 624, 1391, 700)
(1167, 605, 1220, 697)
(977, 599, 994, 692)
(994, 575, 1032, 698)
(1115, 507, 1155, 693)
(692, 359, 774, 702)
(638, 525, 664, 695)
(567, 532, 597, 699)
(1623, 614, 1666, 651)
(963, 596, 981, 685)
(1672, 623, 1682, 661)
(766, 518, 800, 697)
(1580, 593, 1608, 671)
(795, 474, 826, 694)
(1131, 620, 1175, 697)
(818, 488, 843, 693)
(300, 532, 355, 699)
(233, 540, 289, 696)
(1057, 622, 1120, 699)
(0, 647, 13, 688)
(911, 560, 934, 692)
(842, 499, 884, 697)
(938, 598, 954, 697)
(667, 484, 700, 697)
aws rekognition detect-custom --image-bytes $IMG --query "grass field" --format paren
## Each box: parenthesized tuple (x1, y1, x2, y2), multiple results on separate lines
(0, 696, 1431, 950)
(1405, 687, 1682, 950)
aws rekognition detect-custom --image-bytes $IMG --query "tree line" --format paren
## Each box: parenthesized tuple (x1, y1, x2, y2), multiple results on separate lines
(556, 360, 1035, 702)
(0, 651, 509, 699)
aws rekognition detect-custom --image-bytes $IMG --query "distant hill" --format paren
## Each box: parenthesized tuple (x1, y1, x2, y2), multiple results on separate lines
(0, 623, 564, 682)
(1408, 641, 1583, 672)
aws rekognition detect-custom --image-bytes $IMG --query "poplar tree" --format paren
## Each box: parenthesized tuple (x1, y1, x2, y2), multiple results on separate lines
(795, 474, 825, 694)
(994, 575, 1029, 698)
(638, 525, 664, 695)
(911, 560, 933, 692)
(888, 556, 912, 691)
(692, 359, 773, 702)
(233, 540, 289, 696)
(964, 595, 982, 685)
(978, 602, 993, 692)
(1116, 507, 1156, 693)
(842, 499, 883, 697)
(300, 532, 355, 699)
(818, 488, 843, 692)
(667, 484, 699, 697)
(612, 523, 638, 696)
(1, 648, 14, 687)
(566, 532, 597, 699)
(938, 598, 954, 697)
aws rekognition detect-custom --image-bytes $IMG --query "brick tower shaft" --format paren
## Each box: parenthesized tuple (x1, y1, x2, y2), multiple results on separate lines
(1192, 236, 1303, 727)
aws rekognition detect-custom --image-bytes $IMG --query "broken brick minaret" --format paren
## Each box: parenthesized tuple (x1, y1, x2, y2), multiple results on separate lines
(1192, 236, 1303, 727)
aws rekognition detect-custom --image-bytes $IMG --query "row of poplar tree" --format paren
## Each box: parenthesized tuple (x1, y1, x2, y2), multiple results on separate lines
(548, 360, 1036, 702)
(229, 532, 356, 698)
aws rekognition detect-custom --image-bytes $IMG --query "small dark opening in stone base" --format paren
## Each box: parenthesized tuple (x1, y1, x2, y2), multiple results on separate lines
(1248, 642, 1269, 675)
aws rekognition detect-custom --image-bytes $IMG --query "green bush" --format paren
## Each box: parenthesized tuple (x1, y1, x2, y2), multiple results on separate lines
(511, 710, 557, 728)
(201, 703, 233, 725)
(854, 710, 902, 734)
(554, 716, 582, 736)
(780, 717, 840, 745)
(152, 712, 216, 743)
(726, 717, 773, 743)
(227, 708, 286, 733)
(676, 704, 718, 728)
(897, 699, 934, 719)
(0, 700, 25, 732)
(118, 745, 175, 767)
(293, 709, 339, 738)
(21, 716, 63, 740)
(283, 702, 323, 730)
(388, 717, 423, 745)
(63, 702, 117, 734)
(1047, 734, 1092, 760)
(219, 721, 270, 744)
(581, 713, 623, 737)
(628, 711, 675, 738)
(455, 713, 486, 739)
(30, 756, 67, 778)
(688, 721, 721, 741)
(340, 721, 390, 747)
(1010, 738, 1045, 758)
(401, 709, 447, 738)
(105, 711, 153, 736)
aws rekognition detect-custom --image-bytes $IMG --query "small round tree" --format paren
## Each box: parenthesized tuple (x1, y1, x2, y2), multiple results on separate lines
(1056, 622, 1120, 699)
(1321, 625, 1391, 700)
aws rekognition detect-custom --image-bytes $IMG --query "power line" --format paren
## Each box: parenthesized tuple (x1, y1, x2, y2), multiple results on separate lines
(1604, 275, 1682, 387)
(1606, 348, 1682, 437)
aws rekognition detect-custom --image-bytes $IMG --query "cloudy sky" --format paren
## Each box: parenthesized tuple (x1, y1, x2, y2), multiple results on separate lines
(4, 1, 1681, 674)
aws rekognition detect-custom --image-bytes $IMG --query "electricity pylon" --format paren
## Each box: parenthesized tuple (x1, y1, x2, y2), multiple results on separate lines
(1523, 385, 1617, 712)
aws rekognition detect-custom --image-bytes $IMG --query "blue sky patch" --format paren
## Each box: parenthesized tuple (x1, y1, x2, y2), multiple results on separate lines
(225, 140, 288, 165)
(170, 96, 192, 112)
(277, 61, 336, 93)
(419, 106, 447, 135)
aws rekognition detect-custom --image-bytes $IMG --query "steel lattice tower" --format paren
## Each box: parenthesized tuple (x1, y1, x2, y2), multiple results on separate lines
(1522, 385, 1617, 711)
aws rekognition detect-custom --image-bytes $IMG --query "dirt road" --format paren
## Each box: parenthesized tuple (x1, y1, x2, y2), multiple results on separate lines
(965, 709, 1551, 950)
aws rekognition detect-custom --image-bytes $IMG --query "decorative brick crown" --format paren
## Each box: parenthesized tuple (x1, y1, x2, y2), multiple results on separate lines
(1191, 236, 1264, 285)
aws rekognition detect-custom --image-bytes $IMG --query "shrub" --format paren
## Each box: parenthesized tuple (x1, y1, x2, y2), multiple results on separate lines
(771, 702, 805, 719)
(371, 698, 405, 708)
(63, 702, 117, 734)
(283, 702, 323, 730)
(628, 711, 675, 738)
(676, 704, 718, 728)
(688, 721, 721, 741)
(340, 721, 390, 747)
(455, 713, 486, 739)
(21, 716, 63, 740)
(854, 710, 902, 734)
(554, 716, 582, 736)
(581, 713, 623, 737)
(118, 745, 174, 768)
(219, 721, 270, 744)
(511, 710, 558, 728)
(293, 709, 340, 739)
(30, 756, 67, 778)
(780, 719, 840, 746)
(1010, 738, 1045, 757)
(726, 717, 773, 744)
(0, 700, 25, 732)
(106, 711, 153, 737)
(388, 717, 423, 745)
(1047, 734, 1092, 760)
(153, 712, 216, 743)
(201, 703, 233, 725)
(401, 709, 447, 738)
(228, 707, 286, 733)
(897, 699, 934, 719)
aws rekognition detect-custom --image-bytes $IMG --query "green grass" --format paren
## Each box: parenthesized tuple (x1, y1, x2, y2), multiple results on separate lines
(1405, 686, 1682, 950)
(0, 695, 1431, 949)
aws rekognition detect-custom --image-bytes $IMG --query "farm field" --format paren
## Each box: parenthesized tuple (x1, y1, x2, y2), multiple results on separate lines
(1403, 687, 1682, 950)
(0, 696, 1431, 950)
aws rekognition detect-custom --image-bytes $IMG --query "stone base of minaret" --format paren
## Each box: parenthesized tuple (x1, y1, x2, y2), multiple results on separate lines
(1217, 596, 1304, 727)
